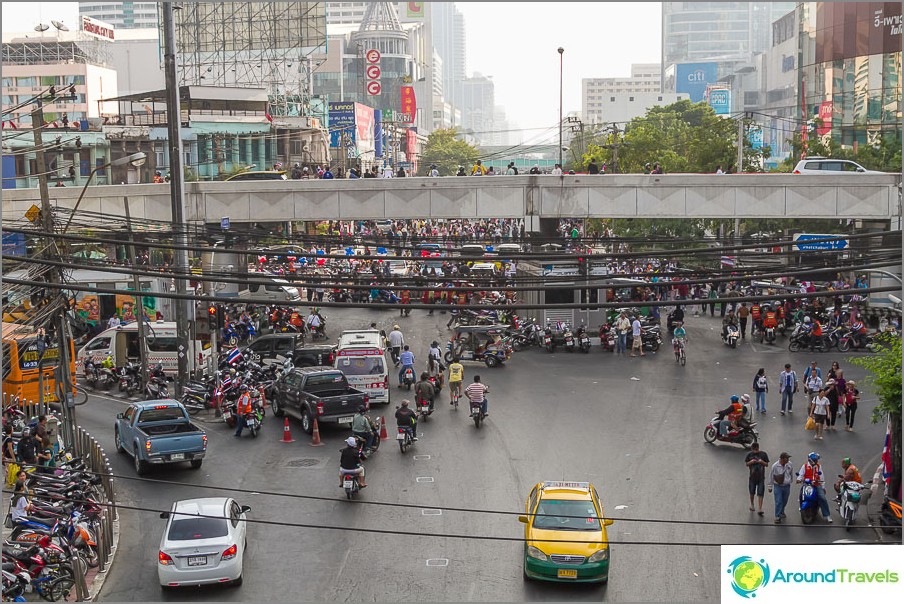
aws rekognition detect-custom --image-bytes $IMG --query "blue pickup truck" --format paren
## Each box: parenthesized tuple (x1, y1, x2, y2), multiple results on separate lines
(114, 400, 207, 475)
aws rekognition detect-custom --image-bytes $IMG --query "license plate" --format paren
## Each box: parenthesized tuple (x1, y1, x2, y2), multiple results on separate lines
(170, 453, 185, 461)
(396, 432, 406, 440)
(343, 480, 354, 489)
(338, 416, 353, 424)
(557, 569, 578, 579)
(222, 411, 232, 419)
(187, 556, 206, 566)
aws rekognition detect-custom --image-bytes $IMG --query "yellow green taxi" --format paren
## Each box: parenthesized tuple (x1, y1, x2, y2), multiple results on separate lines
(518, 481, 613, 583)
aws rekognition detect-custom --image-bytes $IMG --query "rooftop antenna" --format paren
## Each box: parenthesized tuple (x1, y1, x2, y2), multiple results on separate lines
(51, 20, 69, 32)
(34, 23, 50, 32)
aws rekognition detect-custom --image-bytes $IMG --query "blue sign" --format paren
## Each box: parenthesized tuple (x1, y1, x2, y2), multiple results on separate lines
(747, 126, 763, 149)
(328, 101, 356, 148)
(220, 216, 230, 230)
(708, 89, 731, 115)
(675, 62, 718, 103)
(793, 234, 849, 251)
(2, 231, 25, 256)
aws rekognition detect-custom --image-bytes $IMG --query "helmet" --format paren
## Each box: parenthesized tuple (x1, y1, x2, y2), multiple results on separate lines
(740, 394, 750, 403)
(22, 428, 31, 437)
(804, 316, 812, 324)
(431, 341, 439, 348)
(808, 452, 821, 463)
(842, 457, 851, 466)
(730, 395, 740, 403)
(357, 405, 366, 413)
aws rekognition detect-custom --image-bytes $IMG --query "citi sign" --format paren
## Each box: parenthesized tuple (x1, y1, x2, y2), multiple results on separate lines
(687, 70, 707, 82)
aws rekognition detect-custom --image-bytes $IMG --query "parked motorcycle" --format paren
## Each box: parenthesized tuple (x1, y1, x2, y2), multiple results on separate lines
(117, 362, 141, 395)
(722, 324, 740, 348)
(626, 325, 662, 352)
(143, 375, 169, 400)
(598, 323, 616, 352)
(543, 326, 555, 353)
(562, 324, 575, 352)
(799, 478, 820, 524)
(836, 478, 866, 530)
(703, 415, 758, 449)
(576, 325, 592, 353)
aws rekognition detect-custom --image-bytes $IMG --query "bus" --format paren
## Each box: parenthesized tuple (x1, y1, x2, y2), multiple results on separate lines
(2, 322, 76, 405)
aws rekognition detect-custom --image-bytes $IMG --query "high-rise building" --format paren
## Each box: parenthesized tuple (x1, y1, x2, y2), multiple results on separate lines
(459, 72, 495, 145)
(78, 2, 159, 29)
(662, 2, 795, 95)
(432, 2, 466, 114)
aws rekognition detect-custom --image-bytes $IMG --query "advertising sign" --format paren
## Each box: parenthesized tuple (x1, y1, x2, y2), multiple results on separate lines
(406, 129, 417, 158)
(81, 15, 115, 41)
(328, 101, 356, 148)
(374, 109, 383, 157)
(365, 48, 381, 96)
(815, 2, 902, 62)
(400, 86, 416, 124)
(366, 81, 382, 96)
(747, 125, 763, 149)
(817, 101, 833, 135)
(675, 62, 718, 103)
(407, 2, 425, 18)
(708, 88, 731, 115)
(354, 103, 375, 154)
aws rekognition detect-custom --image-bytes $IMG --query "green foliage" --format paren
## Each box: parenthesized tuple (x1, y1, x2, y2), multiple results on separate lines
(583, 100, 769, 174)
(849, 333, 902, 423)
(419, 128, 480, 176)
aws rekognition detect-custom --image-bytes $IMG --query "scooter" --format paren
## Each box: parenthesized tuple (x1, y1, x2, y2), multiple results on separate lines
(342, 471, 361, 500)
(543, 327, 555, 353)
(799, 478, 820, 524)
(598, 324, 616, 352)
(397, 425, 415, 454)
(143, 375, 169, 400)
(836, 478, 866, 530)
(416, 396, 434, 421)
(470, 398, 487, 429)
(703, 415, 758, 449)
(400, 367, 416, 390)
(722, 324, 740, 348)
(563, 324, 576, 352)
(117, 362, 141, 395)
(576, 325, 591, 353)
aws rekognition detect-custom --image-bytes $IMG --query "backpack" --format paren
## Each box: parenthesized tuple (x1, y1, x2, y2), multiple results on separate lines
(756, 376, 767, 390)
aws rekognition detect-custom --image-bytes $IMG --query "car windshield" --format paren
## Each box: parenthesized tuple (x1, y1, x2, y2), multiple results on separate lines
(533, 499, 601, 531)
(137, 407, 184, 423)
(338, 356, 385, 376)
(167, 515, 228, 541)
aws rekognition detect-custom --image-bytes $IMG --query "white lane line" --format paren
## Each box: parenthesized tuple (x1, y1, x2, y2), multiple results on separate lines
(416, 476, 435, 483)
(413, 455, 432, 460)
(421, 509, 442, 516)
(426, 558, 449, 567)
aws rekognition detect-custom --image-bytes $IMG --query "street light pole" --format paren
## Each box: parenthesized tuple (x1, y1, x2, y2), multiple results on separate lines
(558, 47, 564, 170)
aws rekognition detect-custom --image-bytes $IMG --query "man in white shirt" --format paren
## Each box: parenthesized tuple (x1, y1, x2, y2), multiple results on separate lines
(630, 316, 645, 357)
(388, 325, 404, 367)
(767, 452, 793, 523)
(551, 164, 563, 176)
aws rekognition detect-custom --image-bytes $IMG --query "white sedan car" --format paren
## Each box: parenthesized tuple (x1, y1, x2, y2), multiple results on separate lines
(158, 497, 249, 589)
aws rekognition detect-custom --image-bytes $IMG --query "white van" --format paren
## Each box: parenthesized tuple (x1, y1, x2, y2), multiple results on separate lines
(241, 275, 301, 302)
(335, 330, 389, 405)
(76, 321, 212, 376)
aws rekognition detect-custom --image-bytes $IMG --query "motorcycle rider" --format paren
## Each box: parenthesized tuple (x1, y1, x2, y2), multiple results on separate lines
(351, 405, 377, 453)
(233, 387, 252, 437)
(750, 302, 762, 335)
(762, 305, 778, 334)
(339, 436, 367, 488)
(672, 320, 687, 359)
(716, 395, 744, 437)
(834, 457, 862, 495)
(394, 399, 418, 441)
(849, 317, 868, 349)
(447, 357, 464, 402)
(722, 309, 739, 341)
(398, 345, 415, 386)
(415, 372, 437, 413)
(388, 325, 404, 366)
(797, 452, 832, 522)
(669, 306, 685, 330)
(464, 374, 490, 417)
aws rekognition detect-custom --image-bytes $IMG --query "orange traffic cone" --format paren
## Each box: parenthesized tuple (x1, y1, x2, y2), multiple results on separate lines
(280, 417, 295, 443)
(309, 417, 324, 447)
(379, 416, 389, 440)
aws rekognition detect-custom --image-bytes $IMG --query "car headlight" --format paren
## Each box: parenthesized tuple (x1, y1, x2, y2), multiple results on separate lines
(588, 548, 609, 563)
(527, 545, 548, 561)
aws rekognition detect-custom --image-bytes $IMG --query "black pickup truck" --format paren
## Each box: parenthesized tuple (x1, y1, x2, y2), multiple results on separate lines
(270, 366, 368, 434)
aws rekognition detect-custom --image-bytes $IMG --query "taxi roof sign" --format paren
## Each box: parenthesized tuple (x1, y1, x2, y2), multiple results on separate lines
(542, 481, 590, 490)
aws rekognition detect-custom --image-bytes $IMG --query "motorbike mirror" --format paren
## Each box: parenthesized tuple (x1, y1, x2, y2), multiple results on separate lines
(159, 511, 170, 519)
(240, 505, 251, 513)
(604, 518, 614, 526)
(116, 413, 124, 420)
(517, 515, 528, 523)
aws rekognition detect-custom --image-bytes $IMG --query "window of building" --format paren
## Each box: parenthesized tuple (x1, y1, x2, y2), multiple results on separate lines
(16, 77, 36, 87)
(1, 77, 13, 88)
(2, 95, 16, 106)
(40, 76, 56, 87)
(629, 96, 634, 102)
(610, 96, 615, 102)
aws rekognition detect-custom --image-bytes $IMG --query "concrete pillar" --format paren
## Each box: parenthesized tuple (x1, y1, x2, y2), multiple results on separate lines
(258, 137, 266, 169)
(232, 134, 240, 168)
(204, 136, 213, 179)
(244, 137, 252, 168)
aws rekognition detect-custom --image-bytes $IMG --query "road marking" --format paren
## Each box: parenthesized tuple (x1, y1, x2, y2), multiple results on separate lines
(413, 455, 431, 460)
(416, 476, 435, 483)
(421, 509, 442, 516)
(426, 558, 449, 567)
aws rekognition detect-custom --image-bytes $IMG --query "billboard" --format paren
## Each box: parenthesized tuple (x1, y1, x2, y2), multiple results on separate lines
(328, 101, 355, 148)
(355, 103, 375, 154)
(675, 62, 719, 103)
(814, 2, 902, 63)
(328, 101, 375, 154)
(400, 86, 416, 123)
(406, 2, 425, 18)
(708, 88, 731, 115)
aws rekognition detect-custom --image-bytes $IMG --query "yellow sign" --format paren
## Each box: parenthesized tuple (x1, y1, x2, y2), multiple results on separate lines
(25, 204, 41, 223)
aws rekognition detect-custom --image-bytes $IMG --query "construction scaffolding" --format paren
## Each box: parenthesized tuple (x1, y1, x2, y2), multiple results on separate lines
(166, 2, 327, 116)
(1, 36, 111, 67)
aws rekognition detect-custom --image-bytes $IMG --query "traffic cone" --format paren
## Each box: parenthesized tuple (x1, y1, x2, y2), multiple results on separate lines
(379, 416, 389, 440)
(309, 417, 324, 447)
(280, 417, 295, 443)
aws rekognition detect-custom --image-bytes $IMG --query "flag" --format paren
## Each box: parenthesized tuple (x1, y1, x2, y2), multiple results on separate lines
(265, 111, 273, 123)
(226, 347, 243, 366)
(881, 418, 893, 485)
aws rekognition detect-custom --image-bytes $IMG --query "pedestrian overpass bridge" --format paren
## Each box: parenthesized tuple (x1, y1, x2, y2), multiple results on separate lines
(3, 174, 899, 227)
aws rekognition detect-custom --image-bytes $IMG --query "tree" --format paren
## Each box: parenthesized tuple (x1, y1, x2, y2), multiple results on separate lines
(418, 128, 480, 176)
(779, 129, 902, 173)
(849, 334, 902, 497)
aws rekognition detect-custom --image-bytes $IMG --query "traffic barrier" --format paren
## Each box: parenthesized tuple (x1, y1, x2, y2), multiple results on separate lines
(379, 416, 388, 440)
(280, 417, 295, 443)
(309, 417, 324, 446)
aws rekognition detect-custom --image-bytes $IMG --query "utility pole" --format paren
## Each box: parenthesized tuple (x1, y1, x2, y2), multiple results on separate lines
(33, 97, 77, 451)
(557, 47, 564, 170)
(737, 114, 745, 173)
(163, 2, 191, 396)
(123, 196, 149, 391)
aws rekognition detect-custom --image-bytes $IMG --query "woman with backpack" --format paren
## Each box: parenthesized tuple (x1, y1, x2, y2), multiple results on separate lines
(752, 367, 769, 414)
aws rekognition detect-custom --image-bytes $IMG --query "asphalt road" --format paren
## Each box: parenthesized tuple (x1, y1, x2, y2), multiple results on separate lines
(76, 306, 888, 602)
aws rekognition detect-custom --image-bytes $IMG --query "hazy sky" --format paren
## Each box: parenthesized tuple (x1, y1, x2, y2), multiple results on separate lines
(2, 2, 662, 135)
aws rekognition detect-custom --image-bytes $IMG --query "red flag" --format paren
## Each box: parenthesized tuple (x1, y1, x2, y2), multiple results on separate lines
(265, 112, 273, 123)
(882, 418, 893, 485)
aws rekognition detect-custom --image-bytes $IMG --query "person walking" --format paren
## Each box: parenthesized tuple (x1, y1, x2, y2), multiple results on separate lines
(629, 315, 644, 357)
(767, 452, 794, 523)
(745, 442, 769, 516)
(843, 380, 860, 431)
(707, 286, 717, 317)
(388, 325, 404, 367)
(737, 303, 749, 339)
(803, 361, 822, 396)
(809, 387, 830, 440)
(778, 363, 798, 416)
(615, 311, 630, 355)
(752, 368, 769, 414)
(827, 369, 846, 431)
(804, 370, 823, 405)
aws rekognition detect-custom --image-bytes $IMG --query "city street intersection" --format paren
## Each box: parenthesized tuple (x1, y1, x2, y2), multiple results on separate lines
(78, 307, 888, 602)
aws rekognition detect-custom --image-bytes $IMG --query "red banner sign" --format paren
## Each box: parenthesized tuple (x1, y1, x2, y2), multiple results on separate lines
(817, 101, 833, 135)
(400, 86, 416, 124)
